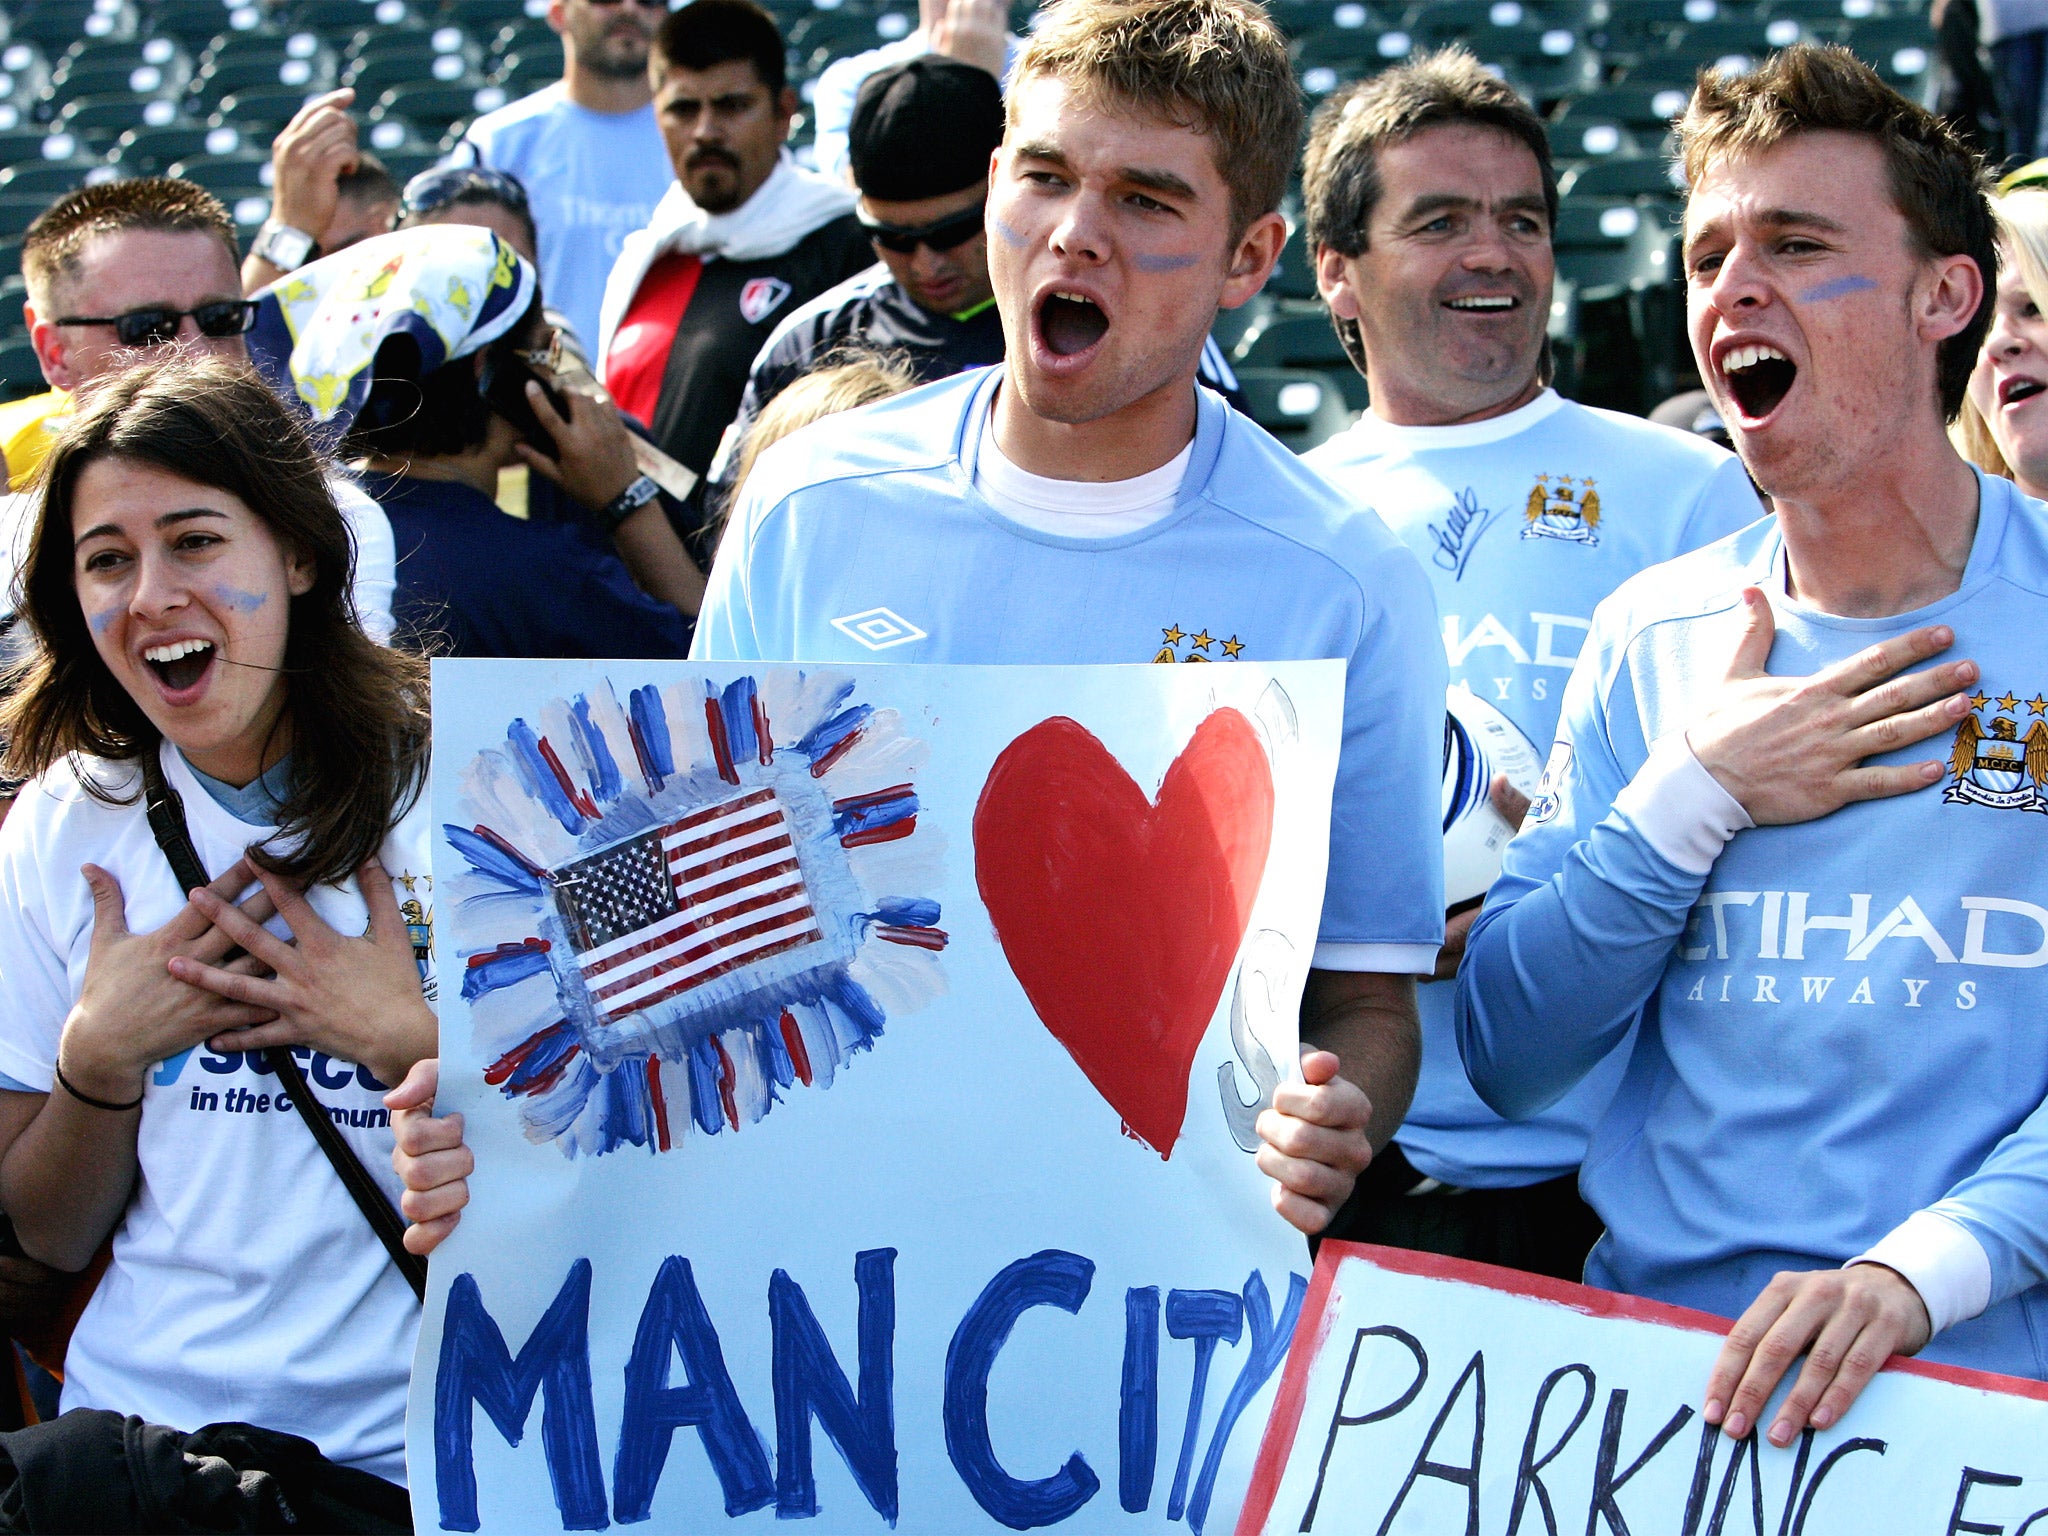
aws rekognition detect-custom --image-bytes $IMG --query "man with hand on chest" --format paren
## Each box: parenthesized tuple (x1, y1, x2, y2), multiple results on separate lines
(1462, 44, 2048, 1444)
(1302, 50, 1766, 1281)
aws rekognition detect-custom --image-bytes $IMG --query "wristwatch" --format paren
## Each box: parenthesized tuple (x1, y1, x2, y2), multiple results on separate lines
(598, 473, 661, 531)
(252, 220, 317, 272)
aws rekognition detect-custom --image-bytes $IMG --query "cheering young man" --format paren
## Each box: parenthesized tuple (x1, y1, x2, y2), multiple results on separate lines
(392, 0, 1447, 1247)
(1461, 45, 2048, 1442)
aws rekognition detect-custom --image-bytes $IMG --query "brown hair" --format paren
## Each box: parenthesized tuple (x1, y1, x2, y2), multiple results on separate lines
(1, 355, 430, 888)
(21, 178, 238, 315)
(1011, 0, 1300, 238)
(1678, 43, 1996, 420)
(1301, 47, 1558, 375)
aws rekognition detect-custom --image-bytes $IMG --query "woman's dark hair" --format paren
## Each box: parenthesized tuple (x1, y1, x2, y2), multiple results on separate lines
(342, 294, 543, 459)
(0, 354, 431, 887)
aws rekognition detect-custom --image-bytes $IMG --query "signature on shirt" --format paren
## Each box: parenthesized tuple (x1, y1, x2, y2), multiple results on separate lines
(1427, 487, 1498, 579)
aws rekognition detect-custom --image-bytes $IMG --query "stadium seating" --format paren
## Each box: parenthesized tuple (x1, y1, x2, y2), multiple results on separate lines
(0, 0, 1944, 432)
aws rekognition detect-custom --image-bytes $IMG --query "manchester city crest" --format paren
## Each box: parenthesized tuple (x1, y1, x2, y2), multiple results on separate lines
(1523, 472, 1601, 546)
(1946, 692, 2048, 812)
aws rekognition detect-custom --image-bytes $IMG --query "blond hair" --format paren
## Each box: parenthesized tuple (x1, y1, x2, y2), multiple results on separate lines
(1010, 0, 1300, 238)
(1677, 43, 1994, 418)
(728, 350, 921, 506)
(1954, 190, 2048, 478)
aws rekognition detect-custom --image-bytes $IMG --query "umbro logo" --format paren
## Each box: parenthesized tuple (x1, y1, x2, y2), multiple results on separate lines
(831, 607, 927, 651)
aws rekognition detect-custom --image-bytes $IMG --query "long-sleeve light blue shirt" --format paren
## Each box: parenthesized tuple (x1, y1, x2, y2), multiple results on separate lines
(1459, 472, 2048, 1377)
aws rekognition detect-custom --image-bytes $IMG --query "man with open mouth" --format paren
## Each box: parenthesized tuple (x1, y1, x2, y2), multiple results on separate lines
(687, 0, 1447, 1240)
(1461, 44, 2048, 1445)
(1299, 49, 1766, 1287)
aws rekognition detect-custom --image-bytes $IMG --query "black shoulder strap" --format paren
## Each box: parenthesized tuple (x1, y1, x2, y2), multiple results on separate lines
(141, 753, 428, 1302)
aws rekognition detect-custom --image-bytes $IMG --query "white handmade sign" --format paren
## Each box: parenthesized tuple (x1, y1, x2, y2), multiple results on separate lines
(407, 659, 1345, 1533)
(1237, 1243, 2048, 1536)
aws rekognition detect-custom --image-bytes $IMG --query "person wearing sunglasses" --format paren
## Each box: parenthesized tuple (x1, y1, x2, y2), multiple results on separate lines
(0, 178, 396, 646)
(443, 0, 675, 355)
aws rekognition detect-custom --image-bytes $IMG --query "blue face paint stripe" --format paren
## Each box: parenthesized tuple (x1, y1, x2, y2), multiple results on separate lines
(1132, 251, 1201, 272)
(1800, 274, 1878, 303)
(211, 584, 268, 612)
(990, 215, 1027, 248)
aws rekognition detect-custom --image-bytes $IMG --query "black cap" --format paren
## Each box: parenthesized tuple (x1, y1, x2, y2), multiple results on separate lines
(848, 56, 1005, 202)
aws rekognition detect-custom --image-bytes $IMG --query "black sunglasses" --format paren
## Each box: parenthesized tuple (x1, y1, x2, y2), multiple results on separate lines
(399, 166, 532, 221)
(54, 299, 258, 347)
(857, 201, 985, 255)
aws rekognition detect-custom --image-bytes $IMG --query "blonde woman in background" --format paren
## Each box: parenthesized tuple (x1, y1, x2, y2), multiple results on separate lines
(1960, 187, 2048, 496)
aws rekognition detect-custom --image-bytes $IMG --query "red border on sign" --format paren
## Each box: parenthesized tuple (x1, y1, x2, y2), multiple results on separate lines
(1233, 1240, 2048, 1536)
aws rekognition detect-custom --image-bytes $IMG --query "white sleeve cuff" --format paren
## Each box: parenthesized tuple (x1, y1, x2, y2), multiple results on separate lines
(1612, 733, 1754, 876)
(1849, 1211, 1993, 1337)
(1312, 942, 1440, 974)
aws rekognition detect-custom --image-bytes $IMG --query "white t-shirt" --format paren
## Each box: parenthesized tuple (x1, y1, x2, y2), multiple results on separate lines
(972, 413, 1191, 538)
(0, 742, 435, 1482)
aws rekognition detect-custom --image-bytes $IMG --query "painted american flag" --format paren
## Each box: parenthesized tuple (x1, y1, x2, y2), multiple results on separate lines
(549, 786, 822, 1024)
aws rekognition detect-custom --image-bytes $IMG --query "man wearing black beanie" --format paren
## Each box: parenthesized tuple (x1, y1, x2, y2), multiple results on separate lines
(705, 55, 1241, 512)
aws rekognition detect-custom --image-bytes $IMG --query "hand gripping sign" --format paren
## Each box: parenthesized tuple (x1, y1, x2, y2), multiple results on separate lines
(410, 658, 1346, 1534)
(1238, 1244, 2048, 1536)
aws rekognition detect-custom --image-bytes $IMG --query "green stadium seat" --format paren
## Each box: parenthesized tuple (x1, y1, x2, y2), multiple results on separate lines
(110, 119, 244, 175)
(1843, 16, 1935, 90)
(0, 130, 56, 167)
(166, 149, 272, 191)
(347, 47, 480, 99)
(1232, 307, 1368, 412)
(1552, 83, 1694, 138)
(0, 336, 48, 402)
(222, 189, 273, 234)
(290, 0, 399, 31)
(1236, 368, 1354, 454)
(0, 196, 57, 238)
(59, 92, 180, 135)
(485, 17, 557, 61)
(1262, 225, 1321, 303)
(1557, 154, 1687, 200)
(0, 157, 99, 195)
(1553, 195, 1680, 299)
(10, 3, 109, 49)
(1550, 115, 1647, 161)
(211, 86, 319, 130)
(493, 49, 555, 96)
(150, 0, 244, 47)
(444, 0, 544, 27)
(375, 80, 503, 128)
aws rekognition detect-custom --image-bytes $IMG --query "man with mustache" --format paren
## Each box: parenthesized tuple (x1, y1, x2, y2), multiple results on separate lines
(596, 0, 872, 558)
(444, 0, 675, 353)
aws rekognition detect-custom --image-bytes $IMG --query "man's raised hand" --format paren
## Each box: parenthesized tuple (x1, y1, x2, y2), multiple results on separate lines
(1686, 587, 1977, 825)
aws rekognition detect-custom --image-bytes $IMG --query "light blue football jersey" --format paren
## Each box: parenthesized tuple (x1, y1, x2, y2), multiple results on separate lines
(1460, 472, 2048, 1376)
(1308, 390, 1766, 1188)
(696, 365, 1448, 962)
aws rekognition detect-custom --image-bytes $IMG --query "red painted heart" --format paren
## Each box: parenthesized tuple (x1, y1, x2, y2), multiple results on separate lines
(972, 708, 1275, 1157)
